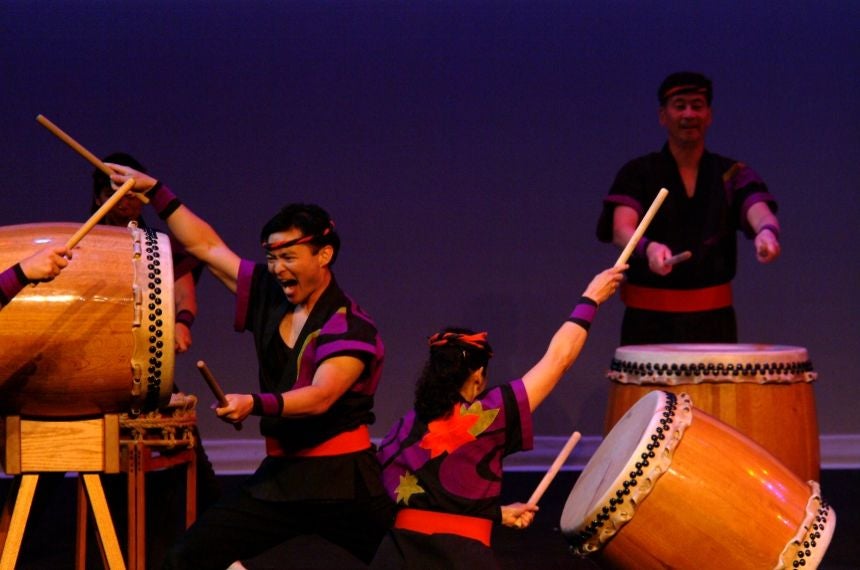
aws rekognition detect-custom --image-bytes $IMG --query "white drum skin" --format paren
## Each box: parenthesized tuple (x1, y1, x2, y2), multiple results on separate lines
(564, 391, 835, 570)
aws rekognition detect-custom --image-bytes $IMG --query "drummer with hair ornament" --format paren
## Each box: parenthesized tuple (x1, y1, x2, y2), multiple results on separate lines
(596, 71, 781, 345)
(370, 264, 625, 569)
(0, 246, 70, 309)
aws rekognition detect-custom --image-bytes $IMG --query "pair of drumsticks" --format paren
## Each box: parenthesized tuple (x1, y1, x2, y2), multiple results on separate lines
(38, 114, 671, 510)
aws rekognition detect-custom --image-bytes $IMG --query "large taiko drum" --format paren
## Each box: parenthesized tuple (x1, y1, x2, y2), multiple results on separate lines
(0, 222, 174, 417)
(562, 391, 835, 569)
(604, 343, 820, 481)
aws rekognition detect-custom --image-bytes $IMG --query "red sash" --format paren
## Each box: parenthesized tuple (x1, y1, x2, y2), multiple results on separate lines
(621, 282, 732, 313)
(395, 508, 493, 547)
(265, 424, 371, 458)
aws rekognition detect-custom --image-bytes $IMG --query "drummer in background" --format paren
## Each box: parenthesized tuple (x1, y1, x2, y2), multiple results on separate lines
(108, 165, 394, 569)
(92, 154, 221, 567)
(371, 265, 625, 569)
(92, 153, 201, 353)
(596, 71, 781, 345)
(0, 246, 69, 308)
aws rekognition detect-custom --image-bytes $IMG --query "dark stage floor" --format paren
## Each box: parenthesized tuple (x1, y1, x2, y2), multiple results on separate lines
(2, 470, 858, 569)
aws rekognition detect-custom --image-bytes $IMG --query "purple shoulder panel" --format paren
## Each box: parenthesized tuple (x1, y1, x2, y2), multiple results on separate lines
(233, 259, 256, 331)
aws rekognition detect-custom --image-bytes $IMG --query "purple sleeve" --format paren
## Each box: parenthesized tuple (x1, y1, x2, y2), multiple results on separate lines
(233, 259, 257, 331)
(510, 379, 534, 453)
(725, 163, 778, 238)
(0, 265, 27, 308)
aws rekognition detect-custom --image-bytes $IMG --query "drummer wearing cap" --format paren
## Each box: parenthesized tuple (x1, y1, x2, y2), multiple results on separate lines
(106, 165, 393, 569)
(596, 71, 782, 345)
(0, 246, 70, 308)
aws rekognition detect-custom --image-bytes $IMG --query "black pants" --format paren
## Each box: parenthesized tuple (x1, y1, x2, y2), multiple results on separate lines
(162, 485, 394, 570)
(620, 306, 738, 346)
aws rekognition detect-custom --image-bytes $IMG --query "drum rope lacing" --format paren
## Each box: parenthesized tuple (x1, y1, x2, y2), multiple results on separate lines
(778, 480, 835, 569)
(570, 391, 688, 554)
(608, 358, 817, 385)
(130, 225, 168, 415)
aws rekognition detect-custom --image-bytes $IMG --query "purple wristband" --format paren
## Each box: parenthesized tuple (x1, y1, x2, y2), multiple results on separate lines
(176, 309, 196, 328)
(634, 237, 651, 258)
(567, 296, 598, 330)
(0, 264, 28, 306)
(251, 393, 285, 417)
(758, 224, 780, 240)
(145, 182, 182, 219)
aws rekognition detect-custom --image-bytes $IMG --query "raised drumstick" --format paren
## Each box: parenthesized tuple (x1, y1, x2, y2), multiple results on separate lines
(64, 179, 136, 250)
(35, 114, 148, 203)
(197, 360, 243, 431)
(527, 431, 581, 506)
(665, 250, 692, 266)
(615, 188, 669, 267)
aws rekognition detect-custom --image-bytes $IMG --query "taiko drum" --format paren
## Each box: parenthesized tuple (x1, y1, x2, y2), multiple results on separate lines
(0, 222, 174, 417)
(604, 343, 820, 481)
(562, 391, 835, 569)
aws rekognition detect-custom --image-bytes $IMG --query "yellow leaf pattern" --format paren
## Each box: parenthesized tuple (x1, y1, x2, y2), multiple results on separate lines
(395, 471, 425, 505)
(461, 401, 500, 437)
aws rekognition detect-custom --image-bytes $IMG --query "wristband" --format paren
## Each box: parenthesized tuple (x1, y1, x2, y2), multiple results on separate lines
(13, 263, 32, 285)
(251, 393, 285, 417)
(0, 264, 28, 306)
(757, 224, 780, 240)
(176, 309, 196, 328)
(634, 237, 651, 258)
(145, 181, 183, 219)
(567, 296, 598, 331)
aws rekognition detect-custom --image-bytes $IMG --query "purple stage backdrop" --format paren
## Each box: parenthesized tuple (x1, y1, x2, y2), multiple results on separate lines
(1, 2, 858, 449)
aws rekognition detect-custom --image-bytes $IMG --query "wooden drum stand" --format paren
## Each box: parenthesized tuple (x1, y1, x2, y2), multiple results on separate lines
(0, 402, 198, 570)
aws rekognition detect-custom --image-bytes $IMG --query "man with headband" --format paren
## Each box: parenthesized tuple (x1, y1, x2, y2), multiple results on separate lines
(596, 71, 782, 344)
(107, 166, 393, 569)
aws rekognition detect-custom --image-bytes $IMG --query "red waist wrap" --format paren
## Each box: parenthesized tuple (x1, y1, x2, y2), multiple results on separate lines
(394, 508, 493, 547)
(621, 282, 733, 313)
(265, 424, 371, 458)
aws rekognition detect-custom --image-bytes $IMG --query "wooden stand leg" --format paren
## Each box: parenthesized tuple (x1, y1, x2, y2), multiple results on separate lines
(127, 443, 145, 570)
(186, 451, 197, 528)
(76, 477, 89, 570)
(82, 474, 126, 570)
(0, 474, 39, 570)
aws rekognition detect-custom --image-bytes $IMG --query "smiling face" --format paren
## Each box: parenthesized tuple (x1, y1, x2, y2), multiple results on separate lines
(659, 93, 712, 150)
(265, 228, 333, 307)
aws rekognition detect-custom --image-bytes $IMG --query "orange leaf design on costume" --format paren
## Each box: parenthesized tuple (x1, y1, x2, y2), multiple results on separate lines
(419, 406, 480, 458)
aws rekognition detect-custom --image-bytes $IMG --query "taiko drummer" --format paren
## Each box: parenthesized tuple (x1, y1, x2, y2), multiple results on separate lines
(596, 72, 782, 345)
(107, 164, 395, 569)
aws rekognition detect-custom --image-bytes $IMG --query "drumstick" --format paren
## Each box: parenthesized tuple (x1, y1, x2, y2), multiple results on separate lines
(196, 360, 243, 431)
(35, 114, 149, 204)
(665, 250, 692, 266)
(63, 178, 136, 250)
(527, 431, 581, 506)
(615, 188, 669, 267)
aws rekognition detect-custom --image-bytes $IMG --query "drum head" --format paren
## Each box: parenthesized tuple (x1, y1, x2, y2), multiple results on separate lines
(609, 343, 816, 385)
(560, 390, 692, 553)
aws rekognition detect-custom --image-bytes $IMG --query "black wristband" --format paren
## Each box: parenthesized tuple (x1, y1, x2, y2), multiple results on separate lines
(251, 393, 285, 417)
(176, 309, 196, 328)
(13, 263, 31, 285)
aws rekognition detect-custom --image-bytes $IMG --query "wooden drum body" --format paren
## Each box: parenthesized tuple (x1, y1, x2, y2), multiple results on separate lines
(604, 343, 820, 481)
(0, 223, 174, 417)
(562, 391, 835, 570)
